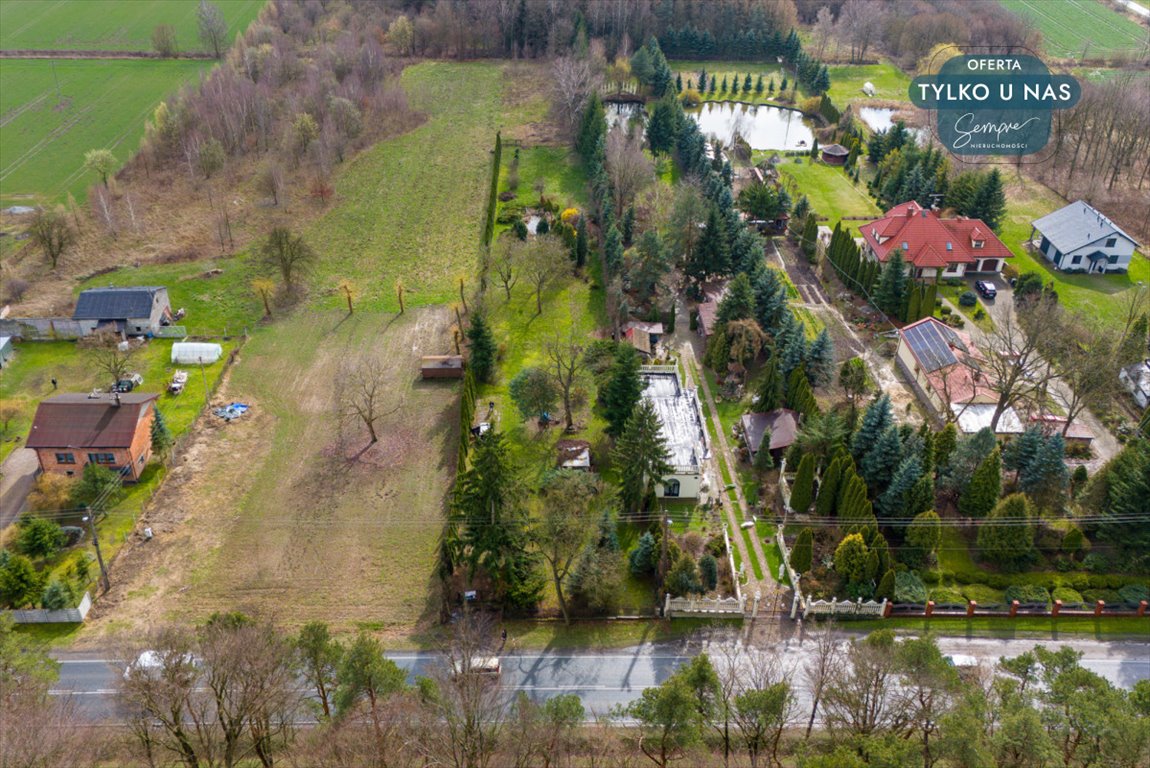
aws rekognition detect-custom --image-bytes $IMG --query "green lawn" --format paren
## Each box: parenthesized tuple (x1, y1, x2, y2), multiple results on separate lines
(501, 617, 733, 650)
(0, 0, 264, 52)
(936, 283, 995, 333)
(999, 0, 1149, 58)
(826, 61, 913, 106)
(0, 59, 211, 205)
(776, 158, 881, 228)
(998, 175, 1150, 332)
(308, 62, 536, 311)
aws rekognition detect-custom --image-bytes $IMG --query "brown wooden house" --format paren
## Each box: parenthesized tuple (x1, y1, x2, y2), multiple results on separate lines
(26, 393, 159, 481)
(421, 355, 464, 379)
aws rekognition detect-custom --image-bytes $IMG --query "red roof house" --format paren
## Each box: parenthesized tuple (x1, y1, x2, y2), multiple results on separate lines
(859, 201, 1011, 279)
(27, 393, 159, 481)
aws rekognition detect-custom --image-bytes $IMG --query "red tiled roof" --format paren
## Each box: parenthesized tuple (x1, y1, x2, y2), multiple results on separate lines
(27, 393, 157, 449)
(859, 201, 1011, 270)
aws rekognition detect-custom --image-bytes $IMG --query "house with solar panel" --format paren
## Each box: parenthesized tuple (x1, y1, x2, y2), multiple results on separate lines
(859, 201, 1011, 280)
(1030, 201, 1139, 275)
(895, 317, 1023, 436)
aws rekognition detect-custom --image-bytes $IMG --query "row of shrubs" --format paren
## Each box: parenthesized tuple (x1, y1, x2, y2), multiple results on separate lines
(924, 583, 1150, 608)
(921, 568, 1146, 592)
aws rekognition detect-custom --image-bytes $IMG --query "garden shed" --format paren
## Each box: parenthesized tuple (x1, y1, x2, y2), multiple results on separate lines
(171, 342, 223, 365)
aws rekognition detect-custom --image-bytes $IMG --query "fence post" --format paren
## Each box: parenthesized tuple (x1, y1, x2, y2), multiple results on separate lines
(1139, 601, 1147, 618)
(830, 597, 837, 616)
(1009, 600, 1019, 618)
(664, 592, 671, 618)
(882, 598, 891, 618)
(967, 600, 977, 617)
(1052, 600, 1061, 617)
(925, 600, 934, 617)
(1094, 600, 1105, 617)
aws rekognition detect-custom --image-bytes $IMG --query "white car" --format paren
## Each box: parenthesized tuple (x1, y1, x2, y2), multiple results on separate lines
(451, 655, 501, 678)
(123, 650, 197, 680)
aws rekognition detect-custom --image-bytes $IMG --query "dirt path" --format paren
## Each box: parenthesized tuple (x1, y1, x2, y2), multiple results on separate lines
(0, 447, 38, 530)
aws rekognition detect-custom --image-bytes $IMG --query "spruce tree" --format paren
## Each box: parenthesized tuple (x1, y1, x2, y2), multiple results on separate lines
(744, 73, 753, 92)
(768, 78, 775, 95)
(604, 225, 624, 276)
(860, 426, 903, 494)
(150, 407, 173, 457)
(906, 473, 935, 517)
(959, 446, 1001, 518)
(876, 569, 896, 599)
(613, 399, 673, 514)
(934, 422, 958, 477)
(575, 215, 589, 268)
(602, 345, 643, 438)
(876, 454, 922, 518)
(721, 75, 728, 92)
(716, 272, 756, 326)
(1020, 433, 1068, 509)
(1003, 427, 1043, 483)
(675, 72, 682, 92)
(800, 213, 819, 260)
(576, 93, 606, 162)
(806, 329, 835, 387)
(753, 433, 775, 474)
(786, 369, 818, 418)
(851, 394, 894, 460)
(757, 356, 785, 412)
(971, 168, 1006, 232)
(622, 205, 636, 247)
(755, 74, 764, 94)
(690, 206, 730, 282)
(789, 453, 816, 512)
(875, 250, 908, 317)
(777, 313, 806, 376)
(790, 528, 813, 573)
(466, 312, 497, 384)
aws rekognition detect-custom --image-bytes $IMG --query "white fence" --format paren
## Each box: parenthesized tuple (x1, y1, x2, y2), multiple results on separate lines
(665, 593, 747, 618)
(6, 592, 92, 624)
(722, 523, 742, 605)
(803, 596, 887, 618)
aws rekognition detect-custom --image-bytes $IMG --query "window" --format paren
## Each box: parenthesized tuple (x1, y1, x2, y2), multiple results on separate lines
(1106, 238, 1117, 248)
(664, 478, 681, 498)
(87, 452, 116, 465)
(973, 240, 984, 249)
(901, 241, 909, 250)
(55, 452, 75, 464)
(1109, 254, 1120, 264)
(1071, 255, 1080, 265)
(946, 242, 952, 251)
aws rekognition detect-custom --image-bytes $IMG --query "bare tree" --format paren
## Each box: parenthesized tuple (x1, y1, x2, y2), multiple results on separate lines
(726, 645, 798, 768)
(27, 207, 75, 269)
(260, 227, 316, 290)
(605, 124, 654, 212)
(836, 0, 886, 63)
(197, 0, 229, 59)
(494, 240, 521, 301)
(338, 357, 399, 445)
(821, 630, 909, 739)
(549, 56, 603, 138)
(533, 470, 604, 624)
(81, 330, 137, 387)
(1049, 316, 1123, 438)
(152, 23, 178, 57)
(802, 622, 841, 739)
(546, 331, 586, 430)
(974, 303, 1058, 433)
(252, 278, 275, 317)
(811, 6, 836, 59)
(522, 235, 565, 316)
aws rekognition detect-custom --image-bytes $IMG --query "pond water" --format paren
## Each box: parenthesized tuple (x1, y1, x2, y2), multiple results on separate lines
(858, 107, 928, 145)
(689, 101, 815, 151)
(606, 101, 645, 129)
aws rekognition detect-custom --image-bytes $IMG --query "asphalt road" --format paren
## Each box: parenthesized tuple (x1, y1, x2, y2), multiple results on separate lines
(52, 634, 1150, 722)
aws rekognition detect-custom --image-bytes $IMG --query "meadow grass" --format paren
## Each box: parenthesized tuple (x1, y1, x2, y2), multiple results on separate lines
(776, 158, 881, 228)
(825, 61, 913, 106)
(0, 0, 264, 52)
(0, 59, 209, 205)
(999, 0, 1148, 58)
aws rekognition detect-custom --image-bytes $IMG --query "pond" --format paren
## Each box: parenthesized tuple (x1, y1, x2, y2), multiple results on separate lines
(606, 101, 645, 129)
(858, 107, 928, 144)
(689, 101, 815, 151)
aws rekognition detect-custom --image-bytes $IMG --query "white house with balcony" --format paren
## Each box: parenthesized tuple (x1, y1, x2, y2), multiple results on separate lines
(1030, 201, 1139, 274)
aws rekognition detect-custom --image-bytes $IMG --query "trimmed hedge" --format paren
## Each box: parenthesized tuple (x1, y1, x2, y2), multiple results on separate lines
(894, 571, 928, 604)
(961, 584, 1005, 604)
(1082, 589, 1120, 604)
(1004, 584, 1050, 605)
(929, 587, 966, 605)
(1117, 583, 1150, 607)
(1051, 587, 1084, 605)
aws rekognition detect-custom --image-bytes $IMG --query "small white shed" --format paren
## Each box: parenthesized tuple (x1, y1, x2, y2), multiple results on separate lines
(171, 342, 223, 365)
(863, 81, 876, 96)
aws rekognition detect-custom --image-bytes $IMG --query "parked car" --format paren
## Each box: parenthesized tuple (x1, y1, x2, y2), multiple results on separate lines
(123, 650, 198, 680)
(114, 373, 144, 392)
(451, 655, 501, 678)
(975, 280, 997, 300)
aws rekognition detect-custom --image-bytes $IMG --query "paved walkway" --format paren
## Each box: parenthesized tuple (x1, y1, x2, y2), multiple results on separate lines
(0, 447, 38, 530)
(669, 313, 778, 617)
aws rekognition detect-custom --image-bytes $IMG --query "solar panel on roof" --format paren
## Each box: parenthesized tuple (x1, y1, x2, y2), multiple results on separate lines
(904, 322, 957, 372)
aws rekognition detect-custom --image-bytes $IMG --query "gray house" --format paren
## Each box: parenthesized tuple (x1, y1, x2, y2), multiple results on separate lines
(1030, 201, 1139, 274)
(73, 286, 172, 336)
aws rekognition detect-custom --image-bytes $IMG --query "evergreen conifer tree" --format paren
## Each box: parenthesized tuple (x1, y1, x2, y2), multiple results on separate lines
(755, 74, 764, 94)
(790, 528, 813, 573)
(977, 493, 1036, 568)
(816, 457, 843, 518)
(959, 446, 1001, 518)
(861, 426, 903, 494)
(602, 345, 643, 437)
(613, 399, 673, 514)
(806, 329, 835, 387)
(753, 433, 775, 474)
(789, 453, 816, 512)
(934, 422, 958, 476)
(875, 568, 896, 599)
(466, 313, 497, 383)
(851, 394, 894, 460)
(575, 215, 589, 268)
(906, 474, 935, 517)
(875, 250, 908, 317)
(757, 356, 785, 412)
(744, 73, 753, 92)
(800, 213, 819, 259)
(150, 407, 173, 457)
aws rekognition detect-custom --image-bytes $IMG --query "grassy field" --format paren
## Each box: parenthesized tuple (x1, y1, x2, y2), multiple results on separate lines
(1000, 0, 1149, 58)
(308, 62, 522, 311)
(776, 158, 881, 227)
(998, 175, 1150, 331)
(840, 614, 1150, 639)
(0, 0, 264, 52)
(0, 59, 208, 205)
(826, 61, 913, 106)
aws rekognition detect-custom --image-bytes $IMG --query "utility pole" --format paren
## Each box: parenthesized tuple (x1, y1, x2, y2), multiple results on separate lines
(83, 507, 111, 594)
(199, 357, 209, 408)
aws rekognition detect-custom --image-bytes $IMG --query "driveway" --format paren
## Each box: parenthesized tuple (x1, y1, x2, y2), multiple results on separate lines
(958, 276, 1121, 469)
(0, 447, 39, 529)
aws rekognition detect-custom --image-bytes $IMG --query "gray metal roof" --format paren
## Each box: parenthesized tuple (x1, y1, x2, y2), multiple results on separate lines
(73, 287, 165, 321)
(902, 318, 965, 373)
(1031, 201, 1139, 254)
